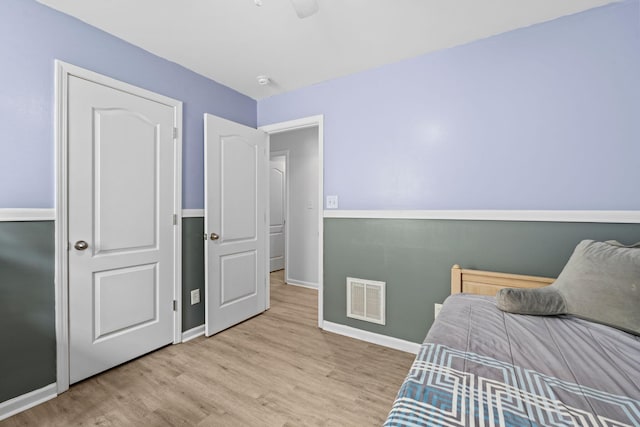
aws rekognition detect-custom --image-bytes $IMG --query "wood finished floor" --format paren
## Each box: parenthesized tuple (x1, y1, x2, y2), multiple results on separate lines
(4, 271, 415, 426)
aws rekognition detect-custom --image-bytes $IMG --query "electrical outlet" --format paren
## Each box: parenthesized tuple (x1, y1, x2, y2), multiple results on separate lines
(191, 289, 200, 305)
(434, 303, 443, 320)
(326, 195, 338, 209)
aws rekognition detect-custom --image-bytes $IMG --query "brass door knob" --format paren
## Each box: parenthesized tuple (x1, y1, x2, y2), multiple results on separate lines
(210, 233, 220, 241)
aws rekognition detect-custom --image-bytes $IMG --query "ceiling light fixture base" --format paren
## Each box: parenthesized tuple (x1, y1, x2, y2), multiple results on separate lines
(256, 75, 270, 86)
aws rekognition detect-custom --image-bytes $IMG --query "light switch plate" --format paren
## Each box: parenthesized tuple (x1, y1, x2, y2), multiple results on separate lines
(191, 289, 200, 305)
(326, 195, 338, 209)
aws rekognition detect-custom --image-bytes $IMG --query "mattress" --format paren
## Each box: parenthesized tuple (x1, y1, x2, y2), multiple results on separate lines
(385, 294, 640, 427)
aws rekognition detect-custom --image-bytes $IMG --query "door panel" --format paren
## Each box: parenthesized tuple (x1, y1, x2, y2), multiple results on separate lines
(68, 75, 175, 384)
(94, 109, 159, 254)
(94, 264, 158, 339)
(269, 157, 286, 272)
(220, 251, 257, 306)
(205, 114, 267, 336)
(221, 136, 257, 242)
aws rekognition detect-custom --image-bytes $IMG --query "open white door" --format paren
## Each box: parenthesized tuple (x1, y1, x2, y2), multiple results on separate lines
(269, 156, 286, 272)
(204, 114, 268, 336)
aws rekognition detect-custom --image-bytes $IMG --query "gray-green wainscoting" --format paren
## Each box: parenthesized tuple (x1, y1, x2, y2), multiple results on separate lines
(182, 217, 205, 331)
(0, 217, 206, 404)
(0, 221, 56, 403)
(324, 218, 640, 344)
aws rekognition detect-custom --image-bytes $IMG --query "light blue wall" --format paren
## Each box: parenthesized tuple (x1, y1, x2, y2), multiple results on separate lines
(0, 0, 256, 210)
(258, 1, 640, 210)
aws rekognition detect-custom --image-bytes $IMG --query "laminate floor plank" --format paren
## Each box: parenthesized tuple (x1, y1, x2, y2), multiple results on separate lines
(3, 270, 415, 426)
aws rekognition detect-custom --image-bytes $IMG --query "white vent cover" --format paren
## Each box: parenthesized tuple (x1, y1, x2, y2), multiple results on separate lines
(346, 277, 385, 325)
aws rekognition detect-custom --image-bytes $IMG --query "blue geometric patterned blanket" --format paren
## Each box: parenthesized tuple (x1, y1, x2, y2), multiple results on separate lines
(385, 295, 640, 427)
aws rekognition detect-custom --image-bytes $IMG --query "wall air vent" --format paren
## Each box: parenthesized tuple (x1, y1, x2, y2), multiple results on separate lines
(346, 277, 385, 325)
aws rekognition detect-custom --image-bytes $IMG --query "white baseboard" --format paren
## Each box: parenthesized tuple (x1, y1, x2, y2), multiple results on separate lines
(322, 321, 421, 354)
(181, 324, 205, 342)
(0, 383, 57, 421)
(286, 279, 318, 289)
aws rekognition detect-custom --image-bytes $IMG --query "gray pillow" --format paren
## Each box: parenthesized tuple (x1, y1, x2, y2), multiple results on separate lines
(496, 286, 566, 315)
(496, 240, 640, 335)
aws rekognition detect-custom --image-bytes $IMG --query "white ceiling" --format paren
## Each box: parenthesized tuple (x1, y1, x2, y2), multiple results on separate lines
(38, 0, 616, 100)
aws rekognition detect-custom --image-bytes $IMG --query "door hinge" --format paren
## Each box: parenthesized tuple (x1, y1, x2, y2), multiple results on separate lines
(173, 127, 178, 139)
(173, 300, 178, 311)
(173, 214, 177, 225)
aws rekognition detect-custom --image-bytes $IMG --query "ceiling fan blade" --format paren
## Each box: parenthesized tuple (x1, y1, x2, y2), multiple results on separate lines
(290, 0, 319, 19)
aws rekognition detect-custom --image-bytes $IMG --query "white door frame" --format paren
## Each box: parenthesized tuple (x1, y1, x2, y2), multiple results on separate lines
(54, 61, 183, 393)
(260, 115, 324, 328)
(269, 150, 289, 279)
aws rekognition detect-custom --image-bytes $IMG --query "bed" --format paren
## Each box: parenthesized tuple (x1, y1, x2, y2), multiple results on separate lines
(384, 262, 640, 427)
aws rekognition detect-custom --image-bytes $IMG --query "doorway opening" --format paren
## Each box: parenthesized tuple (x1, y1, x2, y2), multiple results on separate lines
(55, 61, 183, 393)
(261, 116, 324, 327)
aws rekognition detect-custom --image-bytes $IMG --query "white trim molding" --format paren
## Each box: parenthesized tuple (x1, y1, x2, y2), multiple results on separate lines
(181, 324, 205, 342)
(172, 99, 184, 346)
(322, 321, 420, 354)
(286, 279, 318, 289)
(323, 210, 640, 224)
(182, 209, 205, 218)
(260, 115, 323, 134)
(0, 209, 56, 222)
(0, 383, 57, 421)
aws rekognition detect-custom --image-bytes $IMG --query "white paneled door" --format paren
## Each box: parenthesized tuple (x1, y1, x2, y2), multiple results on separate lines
(204, 114, 268, 336)
(269, 156, 286, 272)
(67, 75, 177, 384)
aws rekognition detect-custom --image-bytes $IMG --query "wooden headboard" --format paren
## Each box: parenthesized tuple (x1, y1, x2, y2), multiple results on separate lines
(450, 264, 555, 296)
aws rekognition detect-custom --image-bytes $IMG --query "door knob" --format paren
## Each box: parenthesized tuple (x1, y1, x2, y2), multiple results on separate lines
(210, 233, 219, 241)
(74, 240, 89, 250)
